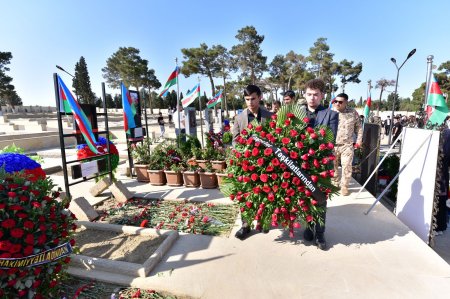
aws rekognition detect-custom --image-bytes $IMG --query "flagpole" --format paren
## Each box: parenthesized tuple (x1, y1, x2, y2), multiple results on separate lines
(198, 76, 204, 147)
(424, 55, 434, 108)
(175, 58, 181, 147)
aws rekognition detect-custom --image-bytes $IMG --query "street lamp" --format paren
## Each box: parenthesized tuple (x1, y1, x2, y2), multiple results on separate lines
(56, 65, 74, 78)
(387, 49, 416, 145)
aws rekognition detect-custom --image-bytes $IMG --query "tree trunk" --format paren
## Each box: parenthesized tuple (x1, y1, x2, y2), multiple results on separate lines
(148, 91, 153, 115)
(208, 74, 216, 97)
(377, 87, 384, 116)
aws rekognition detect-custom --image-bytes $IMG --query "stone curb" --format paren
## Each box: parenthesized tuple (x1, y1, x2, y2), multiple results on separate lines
(70, 221, 178, 277)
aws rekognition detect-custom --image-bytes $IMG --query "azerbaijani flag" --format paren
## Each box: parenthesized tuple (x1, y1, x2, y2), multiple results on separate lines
(182, 84, 200, 108)
(57, 75, 98, 154)
(363, 90, 372, 121)
(328, 93, 335, 109)
(121, 83, 137, 133)
(426, 75, 449, 126)
(159, 66, 180, 97)
(207, 90, 223, 108)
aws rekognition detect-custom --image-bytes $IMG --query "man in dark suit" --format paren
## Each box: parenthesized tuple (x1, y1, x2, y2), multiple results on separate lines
(302, 79, 338, 250)
(232, 84, 273, 239)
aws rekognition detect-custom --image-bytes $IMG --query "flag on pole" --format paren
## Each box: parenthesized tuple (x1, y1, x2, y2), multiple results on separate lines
(121, 83, 137, 133)
(57, 75, 98, 154)
(328, 93, 335, 109)
(207, 90, 223, 108)
(363, 90, 372, 121)
(159, 66, 180, 97)
(427, 75, 449, 125)
(181, 84, 200, 108)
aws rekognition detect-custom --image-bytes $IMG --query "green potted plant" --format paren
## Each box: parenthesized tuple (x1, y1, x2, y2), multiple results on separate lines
(147, 142, 168, 186)
(193, 147, 208, 169)
(131, 138, 152, 182)
(199, 161, 218, 189)
(211, 147, 227, 171)
(163, 145, 185, 186)
(182, 158, 201, 187)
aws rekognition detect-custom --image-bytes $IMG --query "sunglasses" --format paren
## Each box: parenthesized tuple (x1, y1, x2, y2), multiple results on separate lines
(334, 100, 345, 104)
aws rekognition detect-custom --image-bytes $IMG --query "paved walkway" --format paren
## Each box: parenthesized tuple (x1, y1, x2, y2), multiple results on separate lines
(51, 172, 450, 299)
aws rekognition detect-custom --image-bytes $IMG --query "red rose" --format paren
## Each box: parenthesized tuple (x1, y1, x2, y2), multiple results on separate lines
(230, 194, 235, 200)
(266, 165, 274, 172)
(311, 175, 318, 183)
(293, 222, 301, 228)
(10, 228, 24, 238)
(257, 157, 265, 166)
(10, 243, 22, 253)
(289, 129, 298, 137)
(7, 279, 17, 287)
(33, 280, 42, 288)
(320, 171, 328, 178)
(247, 123, 253, 129)
(267, 193, 275, 202)
(70, 239, 76, 246)
(303, 117, 310, 123)
(282, 137, 290, 145)
(260, 131, 266, 138)
(8, 192, 16, 198)
(0, 240, 11, 250)
(271, 173, 278, 180)
(272, 185, 279, 192)
(284, 119, 291, 126)
(306, 215, 314, 222)
(31, 201, 41, 208)
(284, 197, 291, 204)
(256, 125, 263, 132)
(253, 186, 261, 194)
(243, 176, 251, 183)
(281, 182, 289, 189)
(49, 280, 58, 288)
(262, 186, 271, 193)
(319, 143, 327, 150)
(244, 150, 251, 158)
(272, 158, 280, 166)
(19, 195, 29, 202)
(269, 121, 276, 128)
(260, 174, 268, 182)
(9, 205, 23, 211)
(321, 158, 329, 165)
(8, 183, 19, 189)
(241, 129, 248, 135)
(255, 142, 261, 147)
(327, 142, 334, 149)
(37, 234, 46, 245)
(287, 113, 295, 119)
(275, 127, 283, 134)
(245, 201, 252, 209)
(280, 163, 287, 170)
(313, 159, 320, 168)
(305, 190, 312, 197)
(251, 173, 259, 181)
(246, 137, 254, 145)
(301, 162, 310, 169)
(308, 148, 315, 155)
(2, 219, 16, 229)
(30, 190, 40, 196)
(23, 246, 33, 256)
(271, 114, 277, 120)
(0, 203, 5, 209)
(252, 148, 260, 156)
(286, 189, 295, 196)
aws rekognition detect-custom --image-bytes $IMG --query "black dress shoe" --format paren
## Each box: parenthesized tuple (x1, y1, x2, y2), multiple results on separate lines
(303, 227, 314, 241)
(235, 226, 251, 240)
(315, 233, 327, 250)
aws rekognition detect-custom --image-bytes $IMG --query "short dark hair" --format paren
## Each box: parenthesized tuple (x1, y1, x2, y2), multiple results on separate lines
(284, 90, 295, 98)
(244, 84, 262, 96)
(274, 100, 281, 106)
(336, 93, 348, 101)
(305, 79, 326, 93)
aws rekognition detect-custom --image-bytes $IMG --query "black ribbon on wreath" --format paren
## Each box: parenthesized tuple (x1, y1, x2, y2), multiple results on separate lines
(252, 134, 327, 204)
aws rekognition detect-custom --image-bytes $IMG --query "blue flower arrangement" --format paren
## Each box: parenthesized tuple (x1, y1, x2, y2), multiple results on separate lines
(0, 153, 41, 173)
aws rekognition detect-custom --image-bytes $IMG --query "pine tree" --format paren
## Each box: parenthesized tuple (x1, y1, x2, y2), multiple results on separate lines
(73, 56, 96, 104)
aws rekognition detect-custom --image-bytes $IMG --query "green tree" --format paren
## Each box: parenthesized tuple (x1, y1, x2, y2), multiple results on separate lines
(336, 59, 363, 92)
(72, 56, 96, 104)
(105, 93, 115, 108)
(285, 50, 307, 91)
(269, 54, 288, 92)
(307, 37, 334, 79)
(102, 47, 152, 91)
(375, 78, 396, 113)
(142, 68, 161, 114)
(386, 93, 401, 112)
(0, 52, 21, 107)
(215, 45, 237, 117)
(181, 43, 222, 96)
(113, 94, 122, 109)
(230, 26, 267, 84)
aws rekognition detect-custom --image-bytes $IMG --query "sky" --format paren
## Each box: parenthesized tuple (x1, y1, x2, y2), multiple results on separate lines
(2, 0, 450, 107)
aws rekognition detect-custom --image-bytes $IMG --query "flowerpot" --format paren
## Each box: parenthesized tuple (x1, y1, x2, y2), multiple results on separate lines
(134, 164, 149, 182)
(183, 171, 200, 187)
(216, 173, 228, 187)
(164, 170, 184, 186)
(147, 169, 166, 186)
(196, 160, 209, 169)
(199, 172, 218, 189)
(211, 160, 226, 171)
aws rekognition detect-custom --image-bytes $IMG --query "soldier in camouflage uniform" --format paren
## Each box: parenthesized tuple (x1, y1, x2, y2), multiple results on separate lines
(332, 93, 363, 196)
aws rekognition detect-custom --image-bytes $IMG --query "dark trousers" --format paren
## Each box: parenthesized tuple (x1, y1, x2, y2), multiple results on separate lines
(436, 195, 448, 231)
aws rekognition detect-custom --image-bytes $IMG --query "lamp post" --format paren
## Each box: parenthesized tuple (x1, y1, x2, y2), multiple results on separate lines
(387, 49, 416, 145)
(56, 65, 74, 78)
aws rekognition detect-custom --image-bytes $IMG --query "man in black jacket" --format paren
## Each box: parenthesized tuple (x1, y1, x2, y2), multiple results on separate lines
(301, 79, 339, 250)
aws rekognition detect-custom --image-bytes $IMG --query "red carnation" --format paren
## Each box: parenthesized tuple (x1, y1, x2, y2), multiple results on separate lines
(257, 158, 265, 166)
(2, 219, 16, 229)
(311, 175, 318, 183)
(268, 193, 275, 202)
(256, 125, 263, 132)
(49, 280, 58, 288)
(271, 173, 278, 180)
(287, 112, 295, 119)
(290, 151, 298, 159)
(241, 129, 248, 135)
(266, 165, 274, 172)
(313, 159, 320, 168)
(251, 173, 259, 181)
(281, 182, 289, 188)
(301, 154, 308, 161)
(272, 158, 280, 166)
(272, 185, 279, 192)
(23, 246, 33, 256)
(10, 228, 24, 238)
(306, 215, 314, 222)
(19, 195, 29, 202)
(245, 201, 252, 208)
(269, 121, 276, 128)
(290, 129, 298, 137)
(244, 150, 251, 158)
(275, 127, 282, 134)
(253, 186, 261, 194)
(264, 148, 273, 156)
(9, 205, 23, 211)
(283, 172, 291, 179)
(282, 137, 290, 144)
(260, 174, 268, 182)
(285, 119, 291, 126)
(252, 148, 260, 156)
(262, 186, 271, 193)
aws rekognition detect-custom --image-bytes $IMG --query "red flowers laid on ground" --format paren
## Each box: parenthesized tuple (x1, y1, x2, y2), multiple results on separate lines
(222, 105, 339, 237)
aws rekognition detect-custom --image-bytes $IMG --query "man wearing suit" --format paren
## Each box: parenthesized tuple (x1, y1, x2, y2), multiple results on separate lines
(232, 84, 273, 239)
(302, 79, 339, 250)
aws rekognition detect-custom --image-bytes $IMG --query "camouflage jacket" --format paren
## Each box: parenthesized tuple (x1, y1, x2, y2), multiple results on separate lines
(335, 107, 363, 145)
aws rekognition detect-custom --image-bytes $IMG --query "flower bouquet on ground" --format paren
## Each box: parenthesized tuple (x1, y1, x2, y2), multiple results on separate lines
(76, 137, 119, 180)
(0, 153, 76, 298)
(221, 105, 339, 237)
